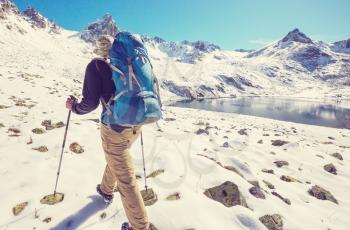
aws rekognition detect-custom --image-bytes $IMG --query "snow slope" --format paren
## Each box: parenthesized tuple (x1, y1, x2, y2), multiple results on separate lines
(1, 2, 350, 230)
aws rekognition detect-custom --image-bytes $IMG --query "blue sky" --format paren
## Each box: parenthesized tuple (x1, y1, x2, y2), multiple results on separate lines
(13, 0, 350, 50)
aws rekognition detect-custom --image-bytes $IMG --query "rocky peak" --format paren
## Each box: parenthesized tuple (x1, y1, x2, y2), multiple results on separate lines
(80, 13, 119, 43)
(281, 28, 313, 44)
(346, 39, 350, 49)
(22, 7, 60, 33)
(23, 7, 47, 28)
(192, 40, 220, 52)
(0, 0, 20, 18)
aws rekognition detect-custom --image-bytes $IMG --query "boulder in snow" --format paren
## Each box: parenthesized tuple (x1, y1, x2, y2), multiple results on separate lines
(259, 214, 283, 230)
(308, 185, 338, 204)
(204, 181, 248, 208)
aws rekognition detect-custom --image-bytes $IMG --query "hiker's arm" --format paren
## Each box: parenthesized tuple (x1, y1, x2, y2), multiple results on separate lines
(72, 62, 101, 115)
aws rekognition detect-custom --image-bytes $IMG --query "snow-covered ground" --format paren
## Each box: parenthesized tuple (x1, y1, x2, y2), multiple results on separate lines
(1, 2, 350, 230)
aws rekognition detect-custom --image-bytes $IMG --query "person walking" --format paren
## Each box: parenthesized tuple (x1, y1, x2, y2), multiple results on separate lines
(66, 35, 157, 230)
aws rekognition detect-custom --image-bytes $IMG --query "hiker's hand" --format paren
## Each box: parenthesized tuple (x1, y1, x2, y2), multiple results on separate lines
(66, 98, 75, 110)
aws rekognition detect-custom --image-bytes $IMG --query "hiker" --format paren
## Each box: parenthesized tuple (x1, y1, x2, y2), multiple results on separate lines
(66, 34, 159, 230)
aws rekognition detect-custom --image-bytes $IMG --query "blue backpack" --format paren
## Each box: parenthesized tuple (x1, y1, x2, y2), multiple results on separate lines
(99, 32, 162, 127)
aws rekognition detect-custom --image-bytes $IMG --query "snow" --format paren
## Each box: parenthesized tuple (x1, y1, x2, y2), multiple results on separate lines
(0, 5, 350, 230)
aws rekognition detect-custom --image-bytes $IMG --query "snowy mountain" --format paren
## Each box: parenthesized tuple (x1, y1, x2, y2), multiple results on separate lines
(80, 13, 119, 43)
(142, 36, 220, 64)
(1, 2, 350, 230)
(331, 39, 350, 54)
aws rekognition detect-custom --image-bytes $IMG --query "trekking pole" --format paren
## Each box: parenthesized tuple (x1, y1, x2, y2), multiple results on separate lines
(53, 96, 75, 196)
(140, 131, 148, 191)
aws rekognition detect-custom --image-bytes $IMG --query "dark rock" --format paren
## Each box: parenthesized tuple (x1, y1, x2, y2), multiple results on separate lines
(166, 192, 181, 201)
(222, 142, 231, 148)
(331, 152, 343, 161)
(263, 180, 275, 189)
(146, 169, 164, 178)
(162, 80, 195, 99)
(69, 142, 84, 154)
(238, 129, 248, 136)
(32, 128, 45, 134)
(43, 217, 52, 223)
(100, 212, 107, 219)
(12, 202, 28, 216)
(23, 7, 48, 29)
(54, 121, 65, 128)
(262, 169, 274, 174)
(323, 163, 337, 175)
(141, 188, 158, 206)
(346, 39, 350, 49)
(249, 187, 265, 199)
(274, 161, 289, 168)
(308, 185, 338, 204)
(8, 127, 20, 134)
(271, 140, 289, 146)
(41, 120, 51, 127)
(32, 146, 48, 152)
(259, 214, 283, 230)
(257, 139, 263, 144)
(281, 28, 313, 44)
(204, 181, 248, 208)
(280, 175, 301, 183)
(196, 128, 209, 135)
(272, 191, 291, 205)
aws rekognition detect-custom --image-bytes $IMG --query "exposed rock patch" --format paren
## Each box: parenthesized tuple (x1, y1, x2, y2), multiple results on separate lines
(196, 128, 209, 135)
(331, 152, 343, 161)
(249, 186, 265, 199)
(272, 191, 291, 205)
(259, 214, 283, 230)
(238, 129, 248, 136)
(271, 140, 289, 146)
(32, 146, 48, 152)
(323, 163, 337, 175)
(69, 142, 84, 154)
(146, 169, 164, 178)
(280, 175, 301, 183)
(12, 201, 28, 216)
(274, 161, 289, 168)
(308, 185, 338, 204)
(262, 169, 274, 174)
(263, 180, 275, 189)
(32, 128, 45, 134)
(204, 181, 248, 208)
(166, 192, 181, 201)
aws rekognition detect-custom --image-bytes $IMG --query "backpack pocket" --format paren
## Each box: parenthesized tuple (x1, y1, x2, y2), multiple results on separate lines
(137, 93, 162, 124)
(114, 91, 161, 126)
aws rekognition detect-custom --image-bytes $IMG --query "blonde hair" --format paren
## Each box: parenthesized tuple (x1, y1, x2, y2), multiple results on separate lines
(93, 35, 113, 57)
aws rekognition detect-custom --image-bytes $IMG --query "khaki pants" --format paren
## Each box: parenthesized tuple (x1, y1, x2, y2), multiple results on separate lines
(100, 123, 149, 230)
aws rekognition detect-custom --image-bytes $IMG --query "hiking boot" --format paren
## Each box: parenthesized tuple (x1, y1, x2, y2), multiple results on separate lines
(121, 222, 158, 230)
(96, 184, 113, 204)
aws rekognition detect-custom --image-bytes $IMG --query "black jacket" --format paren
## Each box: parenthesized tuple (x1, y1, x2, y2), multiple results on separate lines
(72, 59, 126, 132)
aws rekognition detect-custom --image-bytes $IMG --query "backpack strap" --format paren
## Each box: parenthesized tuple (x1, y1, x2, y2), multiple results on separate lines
(127, 57, 142, 91)
(93, 57, 126, 83)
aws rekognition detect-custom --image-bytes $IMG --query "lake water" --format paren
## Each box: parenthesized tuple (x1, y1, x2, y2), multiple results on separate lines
(169, 97, 350, 129)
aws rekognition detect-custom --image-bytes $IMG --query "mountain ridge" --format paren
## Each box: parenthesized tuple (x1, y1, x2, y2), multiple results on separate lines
(1, 1, 349, 101)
